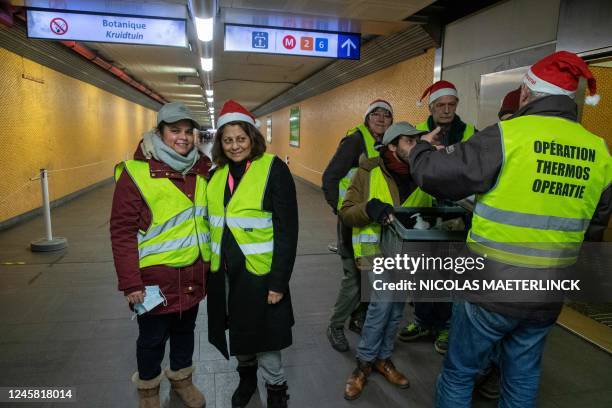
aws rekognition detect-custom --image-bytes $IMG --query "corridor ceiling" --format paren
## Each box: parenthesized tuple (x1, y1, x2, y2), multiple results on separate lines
(38, 0, 434, 128)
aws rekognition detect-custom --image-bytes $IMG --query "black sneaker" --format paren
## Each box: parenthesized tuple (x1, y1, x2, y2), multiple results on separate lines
(327, 326, 349, 352)
(348, 318, 364, 335)
(327, 242, 338, 253)
(477, 366, 500, 400)
(398, 322, 431, 342)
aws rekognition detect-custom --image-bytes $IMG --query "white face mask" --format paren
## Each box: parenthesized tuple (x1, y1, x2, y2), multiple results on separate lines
(132, 285, 167, 318)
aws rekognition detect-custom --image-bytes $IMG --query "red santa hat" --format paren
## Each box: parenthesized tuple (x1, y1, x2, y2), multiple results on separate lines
(524, 51, 600, 106)
(418, 80, 458, 106)
(364, 99, 393, 118)
(217, 99, 256, 129)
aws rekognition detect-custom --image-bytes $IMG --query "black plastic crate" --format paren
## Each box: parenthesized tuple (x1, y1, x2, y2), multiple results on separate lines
(380, 206, 469, 258)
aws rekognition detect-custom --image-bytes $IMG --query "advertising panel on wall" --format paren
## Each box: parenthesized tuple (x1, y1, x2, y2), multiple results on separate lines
(289, 107, 300, 147)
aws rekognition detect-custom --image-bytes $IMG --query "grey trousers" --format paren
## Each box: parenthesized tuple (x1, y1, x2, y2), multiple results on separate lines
(237, 351, 285, 385)
(329, 256, 368, 328)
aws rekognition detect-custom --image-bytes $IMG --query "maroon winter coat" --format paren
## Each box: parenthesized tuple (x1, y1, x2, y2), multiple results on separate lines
(110, 141, 212, 315)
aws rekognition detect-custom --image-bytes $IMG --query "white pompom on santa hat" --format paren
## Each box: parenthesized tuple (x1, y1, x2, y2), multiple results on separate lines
(417, 80, 458, 107)
(364, 99, 393, 119)
(524, 51, 600, 106)
(217, 99, 257, 129)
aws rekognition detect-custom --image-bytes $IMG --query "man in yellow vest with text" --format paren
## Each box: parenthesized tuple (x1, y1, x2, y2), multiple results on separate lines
(406, 51, 611, 407)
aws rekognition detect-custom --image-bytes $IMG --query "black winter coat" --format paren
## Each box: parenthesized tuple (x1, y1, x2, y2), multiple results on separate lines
(207, 156, 298, 358)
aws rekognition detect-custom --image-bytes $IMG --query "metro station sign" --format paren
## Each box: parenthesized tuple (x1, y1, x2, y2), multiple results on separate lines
(224, 24, 361, 60)
(26, 9, 186, 47)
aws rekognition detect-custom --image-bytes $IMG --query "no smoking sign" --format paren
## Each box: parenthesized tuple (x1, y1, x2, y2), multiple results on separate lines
(50, 17, 68, 35)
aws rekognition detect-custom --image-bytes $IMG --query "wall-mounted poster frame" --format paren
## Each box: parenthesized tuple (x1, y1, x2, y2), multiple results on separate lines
(289, 107, 300, 147)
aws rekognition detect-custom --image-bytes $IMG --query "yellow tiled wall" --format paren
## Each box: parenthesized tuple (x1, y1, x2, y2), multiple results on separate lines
(582, 66, 612, 148)
(0, 47, 156, 223)
(258, 48, 435, 186)
(581, 65, 612, 240)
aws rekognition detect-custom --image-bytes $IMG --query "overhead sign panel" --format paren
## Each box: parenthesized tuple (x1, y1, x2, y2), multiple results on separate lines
(224, 24, 360, 60)
(26, 9, 186, 47)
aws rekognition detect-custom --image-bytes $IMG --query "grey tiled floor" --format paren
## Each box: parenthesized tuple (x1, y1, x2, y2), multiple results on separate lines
(0, 179, 610, 407)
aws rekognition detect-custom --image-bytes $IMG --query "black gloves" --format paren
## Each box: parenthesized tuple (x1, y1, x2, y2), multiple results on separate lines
(366, 198, 394, 224)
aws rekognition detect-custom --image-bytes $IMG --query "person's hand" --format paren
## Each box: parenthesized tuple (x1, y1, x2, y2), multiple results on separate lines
(420, 126, 442, 145)
(268, 290, 284, 305)
(126, 290, 145, 304)
(366, 198, 395, 225)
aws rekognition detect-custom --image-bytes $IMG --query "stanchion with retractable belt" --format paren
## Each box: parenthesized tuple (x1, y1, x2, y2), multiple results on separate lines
(30, 168, 68, 252)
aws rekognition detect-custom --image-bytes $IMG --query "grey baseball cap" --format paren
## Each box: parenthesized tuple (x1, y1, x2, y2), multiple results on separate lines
(157, 102, 200, 128)
(381, 121, 427, 145)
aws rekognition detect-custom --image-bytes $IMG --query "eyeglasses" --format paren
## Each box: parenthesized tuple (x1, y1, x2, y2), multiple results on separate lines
(369, 112, 392, 120)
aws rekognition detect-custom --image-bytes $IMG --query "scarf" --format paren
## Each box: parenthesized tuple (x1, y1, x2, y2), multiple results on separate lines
(151, 133, 199, 174)
(383, 148, 410, 175)
(427, 114, 467, 146)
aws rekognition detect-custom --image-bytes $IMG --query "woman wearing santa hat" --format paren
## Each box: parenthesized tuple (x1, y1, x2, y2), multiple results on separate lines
(206, 100, 298, 408)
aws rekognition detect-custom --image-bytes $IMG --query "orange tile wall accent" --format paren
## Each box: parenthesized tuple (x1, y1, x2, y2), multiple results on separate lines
(259, 48, 435, 186)
(0, 48, 156, 223)
(582, 66, 612, 148)
(581, 65, 612, 239)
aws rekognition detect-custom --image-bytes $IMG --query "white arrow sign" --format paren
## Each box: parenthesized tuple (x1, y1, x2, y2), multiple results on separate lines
(341, 38, 356, 57)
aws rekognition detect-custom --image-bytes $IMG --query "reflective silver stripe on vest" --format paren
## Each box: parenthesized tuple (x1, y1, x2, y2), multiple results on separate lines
(197, 232, 211, 244)
(352, 233, 379, 244)
(209, 215, 225, 227)
(469, 232, 581, 258)
(211, 242, 221, 255)
(226, 217, 273, 229)
(339, 188, 347, 198)
(139, 235, 198, 258)
(238, 241, 274, 255)
(138, 206, 207, 245)
(474, 202, 590, 232)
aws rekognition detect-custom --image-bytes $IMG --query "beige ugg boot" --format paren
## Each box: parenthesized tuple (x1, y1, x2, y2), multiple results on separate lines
(165, 365, 206, 408)
(132, 371, 163, 408)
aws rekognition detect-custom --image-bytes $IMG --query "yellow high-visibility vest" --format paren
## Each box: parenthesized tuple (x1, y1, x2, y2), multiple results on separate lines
(115, 160, 211, 268)
(351, 166, 433, 259)
(207, 153, 276, 275)
(337, 124, 379, 211)
(468, 115, 612, 268)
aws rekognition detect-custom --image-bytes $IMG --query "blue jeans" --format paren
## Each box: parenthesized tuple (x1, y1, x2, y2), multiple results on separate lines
(356, 300, 405, 362)
(436, 301, 556, 408)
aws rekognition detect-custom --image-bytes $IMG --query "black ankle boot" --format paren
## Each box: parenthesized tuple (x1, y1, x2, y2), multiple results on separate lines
(231, 365, 258, 407)
(266, 382, 289, 408)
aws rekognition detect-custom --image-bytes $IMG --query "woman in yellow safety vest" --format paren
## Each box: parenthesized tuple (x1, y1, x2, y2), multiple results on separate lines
(206, 100, 298, 408)
(111, 102, 211, 408)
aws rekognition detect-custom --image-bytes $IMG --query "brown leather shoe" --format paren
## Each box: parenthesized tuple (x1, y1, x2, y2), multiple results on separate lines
(374, 359, 410, 389)
(344, 361, 372, 400)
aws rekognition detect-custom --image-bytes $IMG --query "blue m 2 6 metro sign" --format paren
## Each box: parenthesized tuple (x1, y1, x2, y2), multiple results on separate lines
(225, 24, 361, 60)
